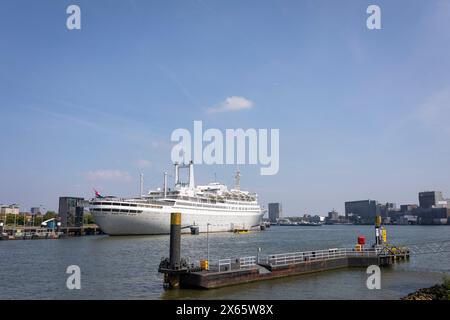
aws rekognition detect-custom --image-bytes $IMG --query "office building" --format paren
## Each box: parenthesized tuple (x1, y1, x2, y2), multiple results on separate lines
(400, 204, 418, 213)
(419, 191, 445, 208)
(328, 210, 339, 221)
(0, 204, 19, 215)
(378, 202, 396, 218)
(268, 203, 282, 223)
(58, 197, 85, 227)
(414, 207, 450, 225)
(345, 200, 380, 223)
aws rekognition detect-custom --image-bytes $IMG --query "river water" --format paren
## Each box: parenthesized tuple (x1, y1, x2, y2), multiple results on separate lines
(1, 225, 449, 300)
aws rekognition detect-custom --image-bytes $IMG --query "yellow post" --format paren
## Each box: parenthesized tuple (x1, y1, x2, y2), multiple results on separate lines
(170, 212, 182, 270)
(382, 228, 387, 243)
(168, 212, 182, 288)
(375, 215, 382, 228)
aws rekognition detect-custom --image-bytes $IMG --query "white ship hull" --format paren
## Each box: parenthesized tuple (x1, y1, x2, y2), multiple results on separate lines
(91, 203, 263, 235)
(90, 162, 263, 235)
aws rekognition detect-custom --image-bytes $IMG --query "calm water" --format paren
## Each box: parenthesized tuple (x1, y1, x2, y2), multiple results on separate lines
(1, 225, 449, 300)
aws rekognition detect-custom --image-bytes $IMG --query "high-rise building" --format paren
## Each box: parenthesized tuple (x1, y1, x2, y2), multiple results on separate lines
(419, 191, 444, 209)
(268, 203, 282, 223)
(345, 200, 380, 223)
(58, 197, 85, 227)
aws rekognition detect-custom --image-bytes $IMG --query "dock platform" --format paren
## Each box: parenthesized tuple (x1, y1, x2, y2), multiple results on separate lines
(161, 247, 410, 289)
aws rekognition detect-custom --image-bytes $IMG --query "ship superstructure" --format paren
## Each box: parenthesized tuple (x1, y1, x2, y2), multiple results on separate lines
(89, 162, 263, 235)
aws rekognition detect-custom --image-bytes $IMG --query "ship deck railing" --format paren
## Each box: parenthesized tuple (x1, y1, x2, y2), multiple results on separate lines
(165, 195, 256, 204)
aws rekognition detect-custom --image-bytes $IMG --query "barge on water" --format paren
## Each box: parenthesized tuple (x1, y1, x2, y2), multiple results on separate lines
(158, 212, 410, 289)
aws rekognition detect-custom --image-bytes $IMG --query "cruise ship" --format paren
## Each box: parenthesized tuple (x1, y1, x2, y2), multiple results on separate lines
(89, 162, 263, 235)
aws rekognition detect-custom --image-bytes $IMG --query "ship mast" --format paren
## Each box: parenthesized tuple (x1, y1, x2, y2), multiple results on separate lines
(234, 167, 241, 190)
(163, 171, 168, 198)
(174, 162, 179, 186)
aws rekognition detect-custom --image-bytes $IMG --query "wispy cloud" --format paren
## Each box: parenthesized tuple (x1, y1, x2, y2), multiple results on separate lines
(207, 96, 254, 113)
(415, 86, 450, 133)
(134, 159, 152, 168)
(150, 139, 173, 150)
(28, 105, 106, 132)
(154, 63, 201, 108)
(382, 87, 450, 145)
(85, 170, 132, 182)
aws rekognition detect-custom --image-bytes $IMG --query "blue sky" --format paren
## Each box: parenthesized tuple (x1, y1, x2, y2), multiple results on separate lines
(1, 0, 450, 215)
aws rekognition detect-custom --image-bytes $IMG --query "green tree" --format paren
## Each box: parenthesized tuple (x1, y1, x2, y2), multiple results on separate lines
(43, 211, 57, 221)
(5, 214, 16, 225)
(34, 216, 43, 226)
(83, 213, 95, 225)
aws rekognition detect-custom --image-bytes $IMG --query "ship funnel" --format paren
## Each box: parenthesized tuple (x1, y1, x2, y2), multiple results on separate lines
(188, 160, 195, 189)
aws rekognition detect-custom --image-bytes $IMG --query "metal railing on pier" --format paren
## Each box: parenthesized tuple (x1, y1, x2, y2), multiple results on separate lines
(204, 247, 382, 272)
(266, 248, 379, 267)
(394, 239, 450, 256)
(218, 259, 231, 272)
(208, 256, 258, 272)
(239, 256, 257, 269)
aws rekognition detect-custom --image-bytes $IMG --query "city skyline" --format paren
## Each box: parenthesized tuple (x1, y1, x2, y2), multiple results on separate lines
(1, 0, 450, 214)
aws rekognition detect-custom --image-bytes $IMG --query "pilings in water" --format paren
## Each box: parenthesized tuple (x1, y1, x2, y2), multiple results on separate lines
(159, 212, 188, 289)
(170, 212, 181, 271)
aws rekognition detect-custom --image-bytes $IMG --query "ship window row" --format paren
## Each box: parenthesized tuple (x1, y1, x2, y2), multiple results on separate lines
(91, 202, 138, 207)
(91, 202, 162, 209)
(91, 208, 143, 214)
(176, 202, 259, 211)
